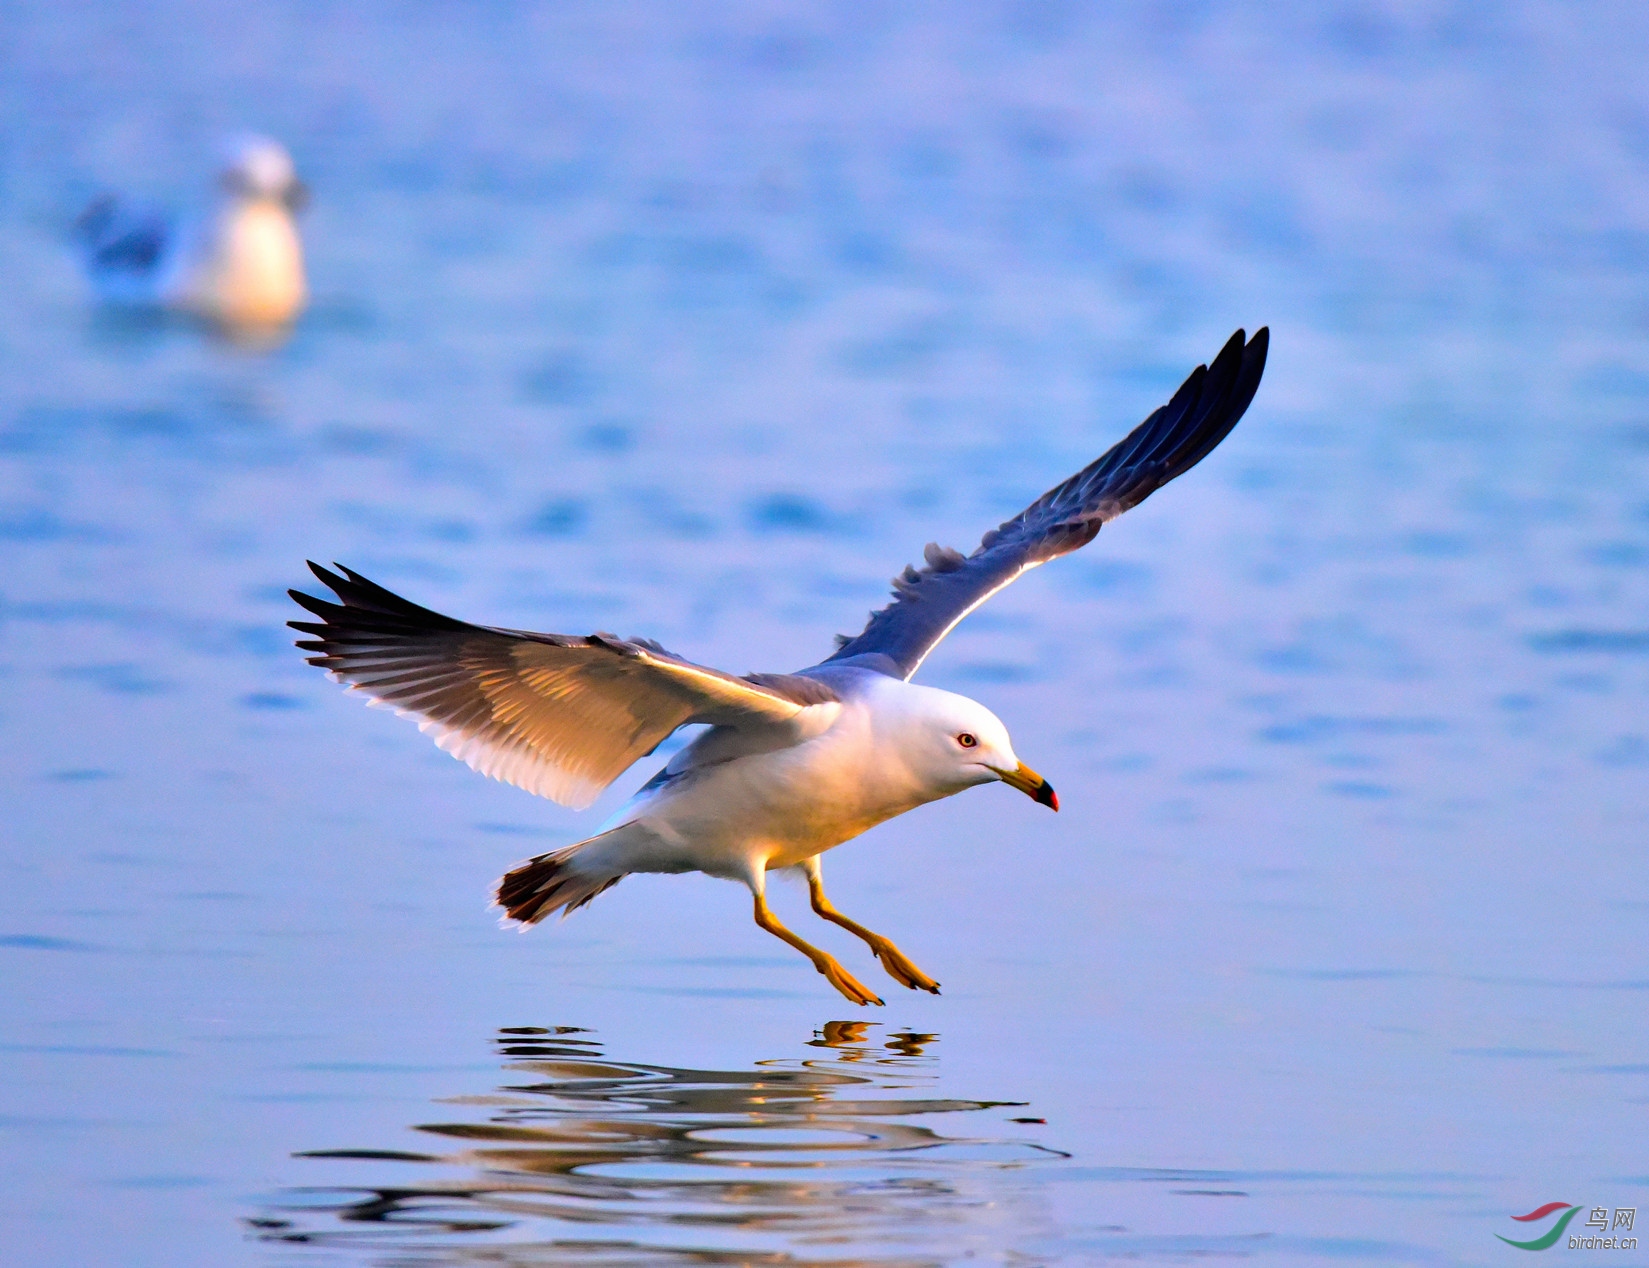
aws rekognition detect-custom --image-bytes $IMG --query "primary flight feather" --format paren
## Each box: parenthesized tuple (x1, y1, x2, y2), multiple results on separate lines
(291, 327, 1268, 1004)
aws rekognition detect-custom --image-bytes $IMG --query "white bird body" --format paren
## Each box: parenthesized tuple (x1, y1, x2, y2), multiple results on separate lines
(176, 197, 307, 327)
(79, 136, 307, 331)
(291, 328, 1269, 1003)
(587, 671, 1017, 885)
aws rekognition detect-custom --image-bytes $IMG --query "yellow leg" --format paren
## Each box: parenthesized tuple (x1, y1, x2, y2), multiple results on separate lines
(753, 893, 884, 1007)
(805, 864, 940, 995)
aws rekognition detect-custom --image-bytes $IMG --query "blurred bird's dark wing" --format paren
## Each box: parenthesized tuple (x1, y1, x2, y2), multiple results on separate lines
(822, 327, 1268, 680)
(77, 195, 169, 277)
(290, 563, 833, 809)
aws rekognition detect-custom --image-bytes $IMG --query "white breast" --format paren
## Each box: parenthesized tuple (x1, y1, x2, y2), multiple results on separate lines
(185, 200, 307, 328)
(610, 690, 939, 879)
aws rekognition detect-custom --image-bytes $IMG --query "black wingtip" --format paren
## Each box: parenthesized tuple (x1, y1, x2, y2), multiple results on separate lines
(1108, 325, 1270, 503)
(288, 585, 333, 611)
(288, 562, 483, 651)
(1225, 326, 1269, 428)
(1244, 326, 1269, 381)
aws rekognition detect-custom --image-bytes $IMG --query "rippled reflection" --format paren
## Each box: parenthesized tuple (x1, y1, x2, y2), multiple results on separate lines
(250, 1024, 1064, 1263)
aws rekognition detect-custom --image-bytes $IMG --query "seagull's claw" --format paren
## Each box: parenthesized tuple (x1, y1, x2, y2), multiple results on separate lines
(870, 939, 941, 994)
(818, 955, 884, 1007)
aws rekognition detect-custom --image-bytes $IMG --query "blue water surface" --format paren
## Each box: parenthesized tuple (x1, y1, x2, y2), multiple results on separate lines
(1, 3, 1646, 1264)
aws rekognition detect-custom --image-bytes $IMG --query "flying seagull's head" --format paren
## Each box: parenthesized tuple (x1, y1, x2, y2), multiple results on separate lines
(891, 683, 1057, 811)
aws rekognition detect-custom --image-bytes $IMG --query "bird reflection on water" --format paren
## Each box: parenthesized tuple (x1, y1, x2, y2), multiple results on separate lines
(251, 1024, 1065, 1263)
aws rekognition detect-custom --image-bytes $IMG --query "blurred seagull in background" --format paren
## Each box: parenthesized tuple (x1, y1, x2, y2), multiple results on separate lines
(290, 329, 1269, 1004)
(78, 135, 308, 332)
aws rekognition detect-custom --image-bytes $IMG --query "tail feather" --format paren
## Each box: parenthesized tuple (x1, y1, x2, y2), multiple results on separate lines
(495, 843, 624, 925)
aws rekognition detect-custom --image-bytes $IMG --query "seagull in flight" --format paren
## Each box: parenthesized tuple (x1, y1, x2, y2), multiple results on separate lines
(78, 135, 308, 332)
(290, 329, 1268, 1004)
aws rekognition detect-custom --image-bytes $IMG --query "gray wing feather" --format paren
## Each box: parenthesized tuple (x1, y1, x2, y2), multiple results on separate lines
(824, 327, 1268, 679)
(290, 563, 828, 809)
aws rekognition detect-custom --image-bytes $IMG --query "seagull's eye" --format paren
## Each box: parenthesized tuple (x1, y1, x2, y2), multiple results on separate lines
(957, 732, 978, 748)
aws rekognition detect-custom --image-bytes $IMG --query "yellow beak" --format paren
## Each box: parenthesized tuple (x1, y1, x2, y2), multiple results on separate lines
(999, 761, 1058, 811)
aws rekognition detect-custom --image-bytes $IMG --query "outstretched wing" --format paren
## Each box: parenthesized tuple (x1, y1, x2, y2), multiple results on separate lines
(289, 563, 833, 809)
(825, 327, 1268, 680)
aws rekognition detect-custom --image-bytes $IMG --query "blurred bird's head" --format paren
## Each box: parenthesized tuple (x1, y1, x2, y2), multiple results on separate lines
(219, 136, 308, 210)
